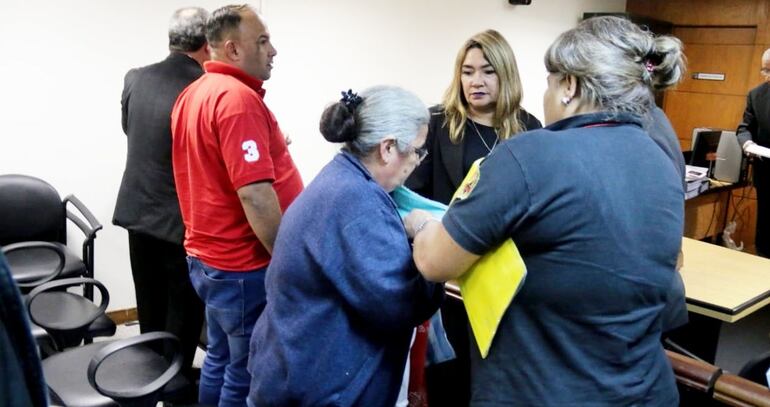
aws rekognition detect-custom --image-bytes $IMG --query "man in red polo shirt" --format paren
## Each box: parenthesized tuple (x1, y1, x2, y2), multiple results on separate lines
(171, 4, 303, 406)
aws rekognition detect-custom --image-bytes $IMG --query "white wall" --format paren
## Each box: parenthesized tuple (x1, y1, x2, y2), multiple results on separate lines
(0, 0, 625, 311)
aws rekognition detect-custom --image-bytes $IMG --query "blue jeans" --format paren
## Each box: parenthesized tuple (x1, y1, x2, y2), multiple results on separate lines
(187, 257, 266, 407)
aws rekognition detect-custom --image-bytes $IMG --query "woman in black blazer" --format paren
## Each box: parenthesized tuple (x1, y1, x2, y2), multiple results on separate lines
(407, 29, 541, 205)
(405, 29, 541, 406)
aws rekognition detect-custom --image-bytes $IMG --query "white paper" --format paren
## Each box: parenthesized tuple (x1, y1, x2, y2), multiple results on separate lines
(766, 366, 770, 387)
(745, 143, 770, 159)
(685, 165, 709, 182)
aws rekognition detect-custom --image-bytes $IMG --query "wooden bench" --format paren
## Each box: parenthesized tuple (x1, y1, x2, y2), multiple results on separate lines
(667, 349, 770, 406)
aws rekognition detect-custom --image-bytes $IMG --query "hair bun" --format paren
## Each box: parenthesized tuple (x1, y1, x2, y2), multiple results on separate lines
(319, 102, 357, 143)
(648, 36, 686, 91)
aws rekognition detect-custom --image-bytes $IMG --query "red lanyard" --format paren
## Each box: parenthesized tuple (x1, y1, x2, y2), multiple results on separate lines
(582, 122, 621, 128)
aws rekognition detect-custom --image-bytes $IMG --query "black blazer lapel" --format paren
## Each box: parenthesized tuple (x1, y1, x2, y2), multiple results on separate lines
(439, 128, 464, 190)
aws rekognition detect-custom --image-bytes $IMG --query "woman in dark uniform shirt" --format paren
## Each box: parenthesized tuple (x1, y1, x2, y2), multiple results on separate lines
(406, 16, 687, 406)
(405, 29, 540, 406)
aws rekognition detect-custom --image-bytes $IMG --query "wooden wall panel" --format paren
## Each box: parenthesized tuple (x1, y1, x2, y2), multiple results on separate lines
(755, 0, 770, 43)
(674, 27, 755, 45)
(675, 44, 754, 96)
(663, 91, 747, 147)
(626, 0, 762, 26)
(747, 45, 768, 91)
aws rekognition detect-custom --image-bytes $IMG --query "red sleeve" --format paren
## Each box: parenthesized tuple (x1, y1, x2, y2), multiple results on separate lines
(216, 90, 276, 189)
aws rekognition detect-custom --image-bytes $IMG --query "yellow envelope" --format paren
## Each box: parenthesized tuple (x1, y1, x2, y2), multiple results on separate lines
(451, 159, 527, 358)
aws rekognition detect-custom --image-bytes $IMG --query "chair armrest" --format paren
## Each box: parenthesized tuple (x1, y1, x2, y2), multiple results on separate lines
(63, 194, 103, 241)
(25, 277, 109, 331)
(2, 241, 65, 288)
(64, 194, 102, 285)
(713, 372, 770, 406)
(87, 332, 183, 400)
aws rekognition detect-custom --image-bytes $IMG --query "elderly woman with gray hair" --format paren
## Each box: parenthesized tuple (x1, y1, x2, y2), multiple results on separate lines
(248, 85, 444, 406)
(405, 16, 686, 406)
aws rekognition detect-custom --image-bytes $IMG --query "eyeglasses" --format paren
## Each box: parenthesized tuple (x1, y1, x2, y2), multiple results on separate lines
(389, 138, 429, 162)
(405, 144, 429, 161)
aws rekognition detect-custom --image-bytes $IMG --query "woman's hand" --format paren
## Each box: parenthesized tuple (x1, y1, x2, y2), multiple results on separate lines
(406, 209, 480, 282)
(404, 209, 436, 239)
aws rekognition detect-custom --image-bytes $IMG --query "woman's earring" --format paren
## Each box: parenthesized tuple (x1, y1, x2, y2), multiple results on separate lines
(561, 96, 572, 106)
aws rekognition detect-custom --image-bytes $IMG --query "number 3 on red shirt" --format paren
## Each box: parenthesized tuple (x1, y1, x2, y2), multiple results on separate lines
(242, 140, 260, 162)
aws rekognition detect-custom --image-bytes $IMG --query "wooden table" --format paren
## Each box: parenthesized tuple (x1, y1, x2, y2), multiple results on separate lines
(681, 237, 770, 323)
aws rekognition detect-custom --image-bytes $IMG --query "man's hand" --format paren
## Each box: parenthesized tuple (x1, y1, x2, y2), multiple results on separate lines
(744, 140, 770, 159)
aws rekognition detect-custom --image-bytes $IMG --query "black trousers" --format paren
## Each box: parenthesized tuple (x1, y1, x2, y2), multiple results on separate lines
(128, 232, 204, 382)
(756, 183, 769, 257)
(425, 298, 471, 406)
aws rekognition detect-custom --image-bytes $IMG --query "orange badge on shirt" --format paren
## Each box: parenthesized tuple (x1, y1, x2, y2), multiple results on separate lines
(451, 158, 483, 204)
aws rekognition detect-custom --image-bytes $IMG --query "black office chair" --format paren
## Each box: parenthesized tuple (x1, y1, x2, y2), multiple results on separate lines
(26, 277, 110, 351)
(1, 250, 187, 407)
(738, 350, 770, 387)
(3, 243, 115, 352)
(0, 174, 101, 288)
(44, 332, 185, 407)
(22, 276, 186, 406)
(0, 174, 115, 342)
(2, 243, 84, 356)
(3, 241, 65, 291)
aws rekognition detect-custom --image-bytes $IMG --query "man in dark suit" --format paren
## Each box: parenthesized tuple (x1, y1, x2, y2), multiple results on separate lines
(112, 7, 208, 397)
(737, 48, 770, 258)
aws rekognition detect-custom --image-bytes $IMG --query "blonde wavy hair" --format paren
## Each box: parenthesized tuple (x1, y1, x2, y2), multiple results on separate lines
(443, 29, 524, 144)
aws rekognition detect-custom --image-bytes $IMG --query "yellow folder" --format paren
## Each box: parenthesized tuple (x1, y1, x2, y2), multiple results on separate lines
(451, 159, 527, 358)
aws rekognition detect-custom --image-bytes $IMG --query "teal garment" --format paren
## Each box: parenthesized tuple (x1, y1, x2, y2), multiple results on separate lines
(391, 185, 447, 220)
(391, 186, 455, 364)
